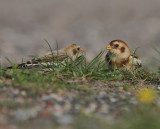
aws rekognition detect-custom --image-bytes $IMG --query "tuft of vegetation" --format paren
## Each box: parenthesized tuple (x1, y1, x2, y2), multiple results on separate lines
(1, 42, 159, 95)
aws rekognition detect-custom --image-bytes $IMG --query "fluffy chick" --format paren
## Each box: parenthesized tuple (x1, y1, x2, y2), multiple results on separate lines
(105, 40, 142, 70)
(7, 44, 84, 69)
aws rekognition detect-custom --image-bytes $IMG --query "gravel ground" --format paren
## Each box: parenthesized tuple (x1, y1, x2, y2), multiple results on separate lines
(0, 79, 159, 129)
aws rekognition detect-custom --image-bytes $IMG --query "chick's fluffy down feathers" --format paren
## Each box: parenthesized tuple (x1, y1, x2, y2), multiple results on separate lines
(105, 40, 142, 70)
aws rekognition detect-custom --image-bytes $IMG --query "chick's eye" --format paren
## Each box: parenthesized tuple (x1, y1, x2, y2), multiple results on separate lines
(115, 44, 119, 48)
(77, 47, 80, 51)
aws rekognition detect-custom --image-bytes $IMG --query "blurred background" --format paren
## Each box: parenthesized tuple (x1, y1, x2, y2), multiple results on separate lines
(0, 0, 160, 70)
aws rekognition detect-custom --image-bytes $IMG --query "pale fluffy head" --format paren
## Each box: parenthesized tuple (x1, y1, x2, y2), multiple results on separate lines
(107, 40, 131, 60)
(64, 44, 84, 60)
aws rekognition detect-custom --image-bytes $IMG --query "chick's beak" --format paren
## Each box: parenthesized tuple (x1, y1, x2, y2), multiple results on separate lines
(106, 45, 112, 50)
(80, 49, 84, 53)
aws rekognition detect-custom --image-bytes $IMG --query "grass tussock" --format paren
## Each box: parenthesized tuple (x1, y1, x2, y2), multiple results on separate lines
(1, 42, 159, 93)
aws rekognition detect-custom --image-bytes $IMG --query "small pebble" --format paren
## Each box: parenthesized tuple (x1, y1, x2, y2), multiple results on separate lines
(39, 110, 52, 118)
(157, 85, 160, 90)
(119, 87, 124, 92)
(13, 108, 39, 121)
(97, 91, 107, 100)
(21, 91, 26, 96)
(56, 115, 73, 125)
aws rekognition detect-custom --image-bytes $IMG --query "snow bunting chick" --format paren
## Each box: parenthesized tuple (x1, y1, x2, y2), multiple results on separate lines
(105, 40, 142, 70)
(7, 44, 84, 69)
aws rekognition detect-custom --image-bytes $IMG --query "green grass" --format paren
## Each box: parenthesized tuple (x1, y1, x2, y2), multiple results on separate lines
(0, 48, 159, 96)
